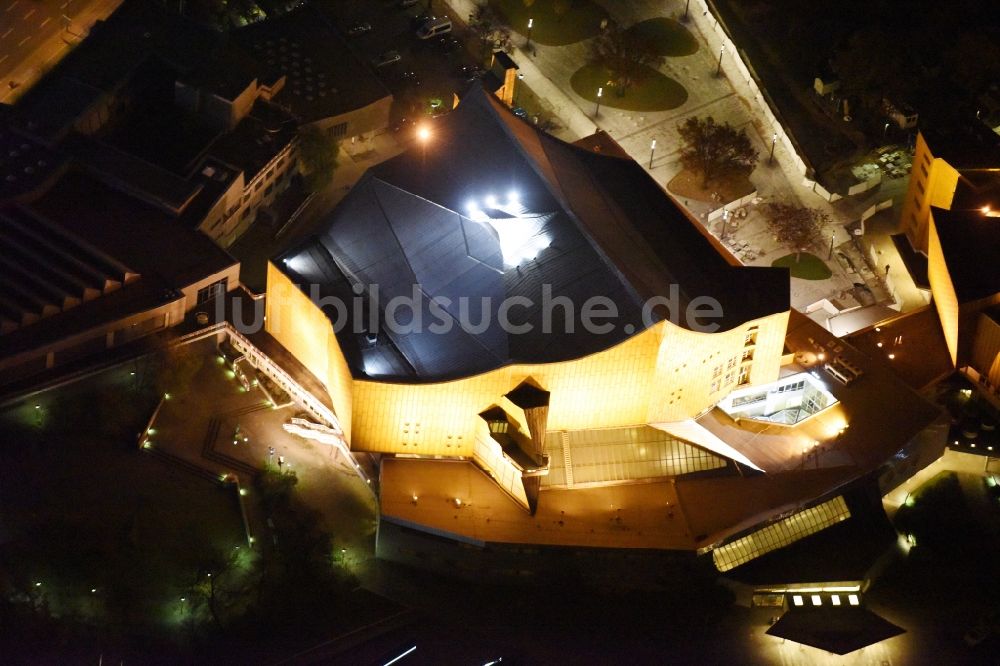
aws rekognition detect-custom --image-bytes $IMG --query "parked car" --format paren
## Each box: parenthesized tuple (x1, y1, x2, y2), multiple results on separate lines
(416, 16, 452, 40)
(436, 36, 461, 54)
(347, 22, 372, 36)
(457, 64, 483, 84)
(371, 50, 402, 68)
(512, 107, 528, 119)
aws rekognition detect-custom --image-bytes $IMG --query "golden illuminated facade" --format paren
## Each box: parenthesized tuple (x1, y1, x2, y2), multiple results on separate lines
(900, 131, 960, 254)
(265, 259, 789, 511)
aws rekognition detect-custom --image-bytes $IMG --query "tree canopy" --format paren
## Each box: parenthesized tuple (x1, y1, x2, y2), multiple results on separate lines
(588, 21, 664, 97)
(469, 5, 512, 61)
(297, 126, 340, 193)
(761, 202, 830, 261)
(677, 116, 758, 187)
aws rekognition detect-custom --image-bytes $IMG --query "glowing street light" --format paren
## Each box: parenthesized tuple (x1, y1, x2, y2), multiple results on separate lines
(649, 139, 656, 169)
(768, 132, 777, 165)
(716, 45, 725, 77)
(595, 86, 603, 118)
(416, 125, 430, 143)
(526, 18, 534, 50)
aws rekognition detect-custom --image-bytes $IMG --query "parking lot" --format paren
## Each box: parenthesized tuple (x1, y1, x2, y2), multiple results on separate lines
(317, 0, 483, 126)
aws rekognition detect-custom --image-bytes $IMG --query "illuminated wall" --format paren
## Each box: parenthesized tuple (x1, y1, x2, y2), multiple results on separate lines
(900, 132, 960, 254)
(927, 213, 960, 366)
(351, 310, 788, 457)
(265, 261, 789, 458)
(972, 312, 1000, 388)
(265, 262, 354, 442)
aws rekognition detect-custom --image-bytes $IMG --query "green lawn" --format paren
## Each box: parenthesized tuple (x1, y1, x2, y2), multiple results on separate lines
(570, 63, 688, 112)
(491, 0, 608, 46)
(771, 252, 833, 280)
(625, 18, 698, 57)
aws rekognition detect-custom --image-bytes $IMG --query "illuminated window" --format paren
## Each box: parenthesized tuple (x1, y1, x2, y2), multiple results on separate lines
(848, 594, 860, 606)
(830, 595, 841, 606)
(811, 595, 822, 606)
(712, 496, 851, 572)
(792, 595, 803, 606)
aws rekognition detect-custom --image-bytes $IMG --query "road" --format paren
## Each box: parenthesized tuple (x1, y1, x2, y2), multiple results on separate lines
(0, 0, 123, 104)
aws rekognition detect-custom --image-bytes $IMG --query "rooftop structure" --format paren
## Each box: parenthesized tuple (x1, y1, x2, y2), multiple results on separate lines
(263, 90, 944, 576)
(279, 87, 788, 382)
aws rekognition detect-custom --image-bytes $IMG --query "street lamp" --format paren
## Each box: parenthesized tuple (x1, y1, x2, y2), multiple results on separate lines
(768, 132, 777, 165)
(595, 86, 603, 118)
(527, 18, 533, 50)
(649, 139, 656, 169)
(720, 208, 730, 241)
(716, 44, 725, 77)
(883, 122, 890, 136)
(683, 0, 691, 21)
(828, 230, 835, 259)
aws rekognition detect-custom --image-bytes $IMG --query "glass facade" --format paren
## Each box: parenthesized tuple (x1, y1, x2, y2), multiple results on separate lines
(543, 426, 726, 486)
(712, 495, 851, 572)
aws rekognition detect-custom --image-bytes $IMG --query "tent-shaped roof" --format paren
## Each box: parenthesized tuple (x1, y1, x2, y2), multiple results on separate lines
(280, 87, 788, 381)
(766, 607, 905, 655)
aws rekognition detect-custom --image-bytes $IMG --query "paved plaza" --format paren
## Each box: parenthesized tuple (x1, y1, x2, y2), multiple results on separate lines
(148, 338, 377, 557)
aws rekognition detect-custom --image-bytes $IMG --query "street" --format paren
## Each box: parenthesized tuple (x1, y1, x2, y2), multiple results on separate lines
(0, 0, 122, 103)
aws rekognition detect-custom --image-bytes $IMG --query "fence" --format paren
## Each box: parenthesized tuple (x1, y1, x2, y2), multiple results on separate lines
(848, 172, 882, 196)
(707, 190, 758, 222)
(859, 199, 893, 234)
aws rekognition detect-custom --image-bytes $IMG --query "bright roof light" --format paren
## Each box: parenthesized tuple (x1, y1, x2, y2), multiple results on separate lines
(466, 199, 479, 213)
(284, 255, 308, 273)
(507, 189, 519, 202)
(484, 194, 497, 208)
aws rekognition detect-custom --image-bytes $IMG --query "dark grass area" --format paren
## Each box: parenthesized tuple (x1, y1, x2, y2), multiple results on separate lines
(491, 0, 608, 46)
(0, 374, 244, 631)
(570, 62, 688, 112)
(868, 471, 1000, 656)
(772, 252, 833, 280)
(626, 18, 698, 57)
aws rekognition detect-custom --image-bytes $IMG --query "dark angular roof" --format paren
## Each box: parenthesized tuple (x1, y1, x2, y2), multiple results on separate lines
(279, 88, 788, 382)
(931, 206, 1000, 302)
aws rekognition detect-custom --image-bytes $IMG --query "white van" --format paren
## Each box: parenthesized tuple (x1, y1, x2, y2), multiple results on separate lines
(416, 17, 452, 39)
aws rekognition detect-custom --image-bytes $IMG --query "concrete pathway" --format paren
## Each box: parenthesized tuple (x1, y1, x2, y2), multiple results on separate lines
(445, 0, 917, 313)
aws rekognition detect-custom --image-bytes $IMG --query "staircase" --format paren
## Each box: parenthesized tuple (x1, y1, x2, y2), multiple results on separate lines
(561, 431, 574, 487)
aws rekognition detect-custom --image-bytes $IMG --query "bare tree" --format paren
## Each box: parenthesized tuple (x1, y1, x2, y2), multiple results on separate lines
(589, 22, 664, 97)
(469, 5, 512, 62)
(298, 126, 341, 193)
(761, 202, 829, 262)
(678, 116, 758, 188)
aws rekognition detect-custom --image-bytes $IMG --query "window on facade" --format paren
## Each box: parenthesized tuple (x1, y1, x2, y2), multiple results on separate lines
(331, 122, 348, 138)
(742, 348, 754, 362)
(196, 278, 228, 305)
(266, 169, 274, 181)
(255, 180, 263, 191)
(710, 380, 721, 394)
(727, 356, 738, 370)
(737, 366, 750, 385)
(744, 328, 758, 346)
(265, 184, 274, 196)
(724, 371, 735, 386)
(712, 364, 723, 379)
